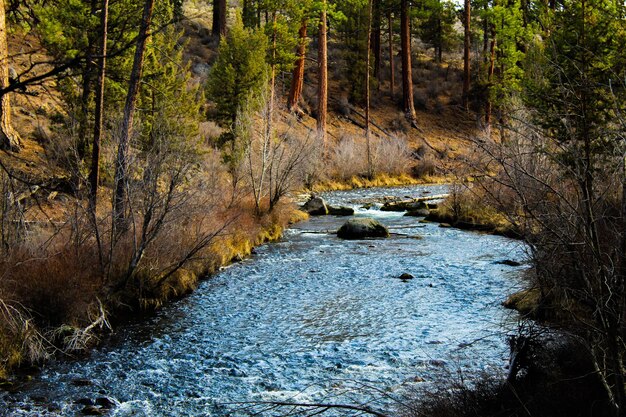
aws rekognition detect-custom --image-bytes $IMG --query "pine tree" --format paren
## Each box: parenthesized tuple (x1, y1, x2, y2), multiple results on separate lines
(206, 15, 268, 143)
(0, 0, 20, 152)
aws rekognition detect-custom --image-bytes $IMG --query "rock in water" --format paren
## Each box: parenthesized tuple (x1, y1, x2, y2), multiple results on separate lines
(328, 205, 355, 216)
(496, 259, 522, 267)
(398, 273, 414, 280)
(337, 218, 389, 239)
(81, 405, 103, 415)
(301, 195, 328, 215)
(404, 208, 430, 217)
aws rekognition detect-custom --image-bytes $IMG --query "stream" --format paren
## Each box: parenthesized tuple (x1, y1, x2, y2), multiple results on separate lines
(1, 184, 527, 417)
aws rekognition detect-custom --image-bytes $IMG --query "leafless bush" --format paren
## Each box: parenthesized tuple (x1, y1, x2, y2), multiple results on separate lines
(0, 168, 27, 254)
(412, 156, 437, 178)
(414, 89, 429, 111)
(199, 121, 223, 144)
(388, 112, 411, 133)
(427, 82, 441, 99)
(235, 86, 321, 211)
(328, 133, 412, 179)
(330, 134, 368, 180)
(335, 93, 351, 116)
(463, 99, 626, 413)
(371, 134, 413, 176)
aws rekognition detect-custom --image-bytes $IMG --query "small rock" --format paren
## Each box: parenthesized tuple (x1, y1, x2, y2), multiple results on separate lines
(81, 405, 103, 416)
(496, 259, 522, 267)
(95, 397, 116, 409)
(398, 273, 414, 280)
(328, 205, 355, 216)
(231, 253, 244, 263)
(404, 208, 430, 217)
(228, 368, 247, 377)
(192, 63, 210, 77)
(301, 195, 328, 215)
(71, 378, 92, 387)
(439, 223, 452, 228)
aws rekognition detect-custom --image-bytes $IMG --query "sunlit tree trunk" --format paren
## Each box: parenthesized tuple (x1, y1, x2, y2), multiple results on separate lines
(113, 0, 155, 226)
(485, 24, 496, 135)
(365, 0, 373, 178)
(317, 0, 328, 143)
(0, 0, 20, 152)
(388, 11, 394, 98)
(287, 18, 307, 112)
(400, 0, 417, 126)
(462, 0, 471, 111)
(372, 0, 381, 91)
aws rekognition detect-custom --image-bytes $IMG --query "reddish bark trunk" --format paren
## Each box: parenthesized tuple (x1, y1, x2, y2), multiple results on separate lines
(0, 0, 20, 152)
(462, 0, 471, 111)
(287, 18, 307, 112)
(317, 2, 328, 143)
(400, 0, 417, 126)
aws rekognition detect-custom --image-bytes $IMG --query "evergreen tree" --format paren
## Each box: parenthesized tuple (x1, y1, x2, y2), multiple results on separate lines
(206, 15, 268, 144)
(417, 0, 458, 63)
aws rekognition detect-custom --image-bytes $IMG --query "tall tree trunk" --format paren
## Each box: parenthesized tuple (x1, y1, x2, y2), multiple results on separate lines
(462, 0, 471, 111)
(259, 12, 278, 213)
(113, 0, 155, 226)
(436, 17, 442, 63)
(212, 0, 227, 37)
(287, 18, 307, 112)
(365, 0, 373, 178)
(78, 34, 95, 161)
(388, 12, 394, 98)
(89, 0, 109, 210)
(400, 0, 417, 126)
(482, 3, 489, 58)
(372, 0, 381, 91)
(485, 25, 496, 134)
(317, 0, 328, 144)
(0, 0, 20, 152)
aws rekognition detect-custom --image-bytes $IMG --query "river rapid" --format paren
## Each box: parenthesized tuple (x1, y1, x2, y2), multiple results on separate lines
(1, 184, 526, 416)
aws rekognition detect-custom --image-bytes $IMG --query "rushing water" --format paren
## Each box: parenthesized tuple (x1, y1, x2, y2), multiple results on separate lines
(1, 185, 526, 417)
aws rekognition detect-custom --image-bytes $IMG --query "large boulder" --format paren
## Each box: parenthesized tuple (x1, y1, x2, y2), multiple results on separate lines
(381, 200, 428, 212)
(301, 195, 328, 215)
(328, 205, 355, 216)
(337, 218, 389, 239)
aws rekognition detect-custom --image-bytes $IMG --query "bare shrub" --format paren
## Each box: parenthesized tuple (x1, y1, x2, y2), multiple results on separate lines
(414, 89, 429, 111)
(412, 156, 437, 178)
(371, 134, 412, 176)
(330, 134, 368, 180)
(427, 82, 441, 99)
(335, 93, 351, 116)
(199, 121, 223, 144)
(388, 112, 411, 133)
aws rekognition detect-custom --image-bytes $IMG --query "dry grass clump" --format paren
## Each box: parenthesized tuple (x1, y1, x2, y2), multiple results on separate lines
(427, 184, 516, 236)
(328, 133, 413, 180)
